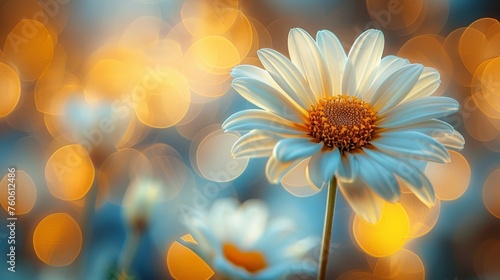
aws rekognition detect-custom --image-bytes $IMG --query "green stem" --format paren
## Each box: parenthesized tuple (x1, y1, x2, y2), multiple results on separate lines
(318, 179, 337, 280)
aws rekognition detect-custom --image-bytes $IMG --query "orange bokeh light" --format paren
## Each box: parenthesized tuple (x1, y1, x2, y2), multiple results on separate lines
(45, 144, 95, 201)
(3, 19, 54, 82)
(0, 62, 21, 117)
(133, 68, 191, 128)
(373, 249, 425, 280)
(398, 35, 452, 95)
(33, 213, 83, 266)
(483, 169, 500, 219)
(353, 202, 410, 257)
(166, 234, 214, 280)
(425, 151, 471, 201)
(399, 192, 441, 238)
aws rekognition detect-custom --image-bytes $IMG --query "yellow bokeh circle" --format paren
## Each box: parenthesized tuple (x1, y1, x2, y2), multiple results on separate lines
(3, 19, 54, 81)
(166, 234, 214, 280)
(133, 68, 190, 128)
(353, 202, 410, 257)
(45, 144, 95, 201)
(425, 151, 471, 201)
(84, 59, 138, 103)
(0, 62, 21, 117)
(373, 249, 425, 280)
(193, 36, 241, 72)
(33, 213, 82, 266)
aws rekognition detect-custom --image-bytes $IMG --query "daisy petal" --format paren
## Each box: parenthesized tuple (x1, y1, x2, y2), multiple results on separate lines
(362, 55, 409, 101)
(381, 120, 462, 151)
(435, 130, 465, 150)
(231, 64, 275, 84)
(335, 152, 359, 182)
(371, 131, 450, 163)
(258, 218, 295, 243)
(342, 29, 384, 98)
(213, 256, 251, 279)
(232, 77, 308, 122)
(266, 156, 304, 184)
(403, 67, 441, 102)
(274, 137, 323, 162)
(258, 48, 316, 108)
(338, 177, 384, 224)
(317, 29, 347, 96)
(222, 109, 307, 134)
(357, 154, 400, 203)
(210, 199, 239, 240)
(232, 130, 280, 159)
(306, 147, 341, 189)
(183, 217, 221, 256)
(288, 28, 331, 100)
(403, 170, 436, 207)
(378, 119, 454, 135)
(378, 96, 459, 128)
(371, 64, 424, 113)
(362, 149, 436, 207)
(235, 200, 268, 247)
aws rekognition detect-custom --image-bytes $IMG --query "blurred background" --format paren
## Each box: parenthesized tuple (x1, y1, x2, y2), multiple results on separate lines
(0, 0, 499, 279)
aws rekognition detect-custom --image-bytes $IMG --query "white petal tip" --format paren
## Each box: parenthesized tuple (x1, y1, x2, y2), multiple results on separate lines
(362, 213, 381, 225)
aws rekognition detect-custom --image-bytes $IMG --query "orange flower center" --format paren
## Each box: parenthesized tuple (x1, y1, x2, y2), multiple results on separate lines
(222, 242, 267, 273)
(308, 95, 376, 153)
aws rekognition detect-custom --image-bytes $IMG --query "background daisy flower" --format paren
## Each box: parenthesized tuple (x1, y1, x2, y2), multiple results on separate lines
(223, 28, 464, 224)
(180, 198, 318, 280)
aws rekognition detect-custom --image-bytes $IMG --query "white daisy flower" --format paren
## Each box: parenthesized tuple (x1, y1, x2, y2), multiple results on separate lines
(180, 198, 318, 279)
(222, 28, 464, 223)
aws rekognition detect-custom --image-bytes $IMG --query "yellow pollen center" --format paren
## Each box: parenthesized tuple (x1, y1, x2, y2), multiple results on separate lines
(222, 242, 267, 273)
(308, 95, 377, 152)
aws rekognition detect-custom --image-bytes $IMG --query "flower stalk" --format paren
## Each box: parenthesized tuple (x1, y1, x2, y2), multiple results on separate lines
(318, 179, 337, 280)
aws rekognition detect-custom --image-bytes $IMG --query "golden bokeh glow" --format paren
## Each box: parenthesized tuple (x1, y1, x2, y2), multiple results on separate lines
(398, 35, 451, 95)
(45, 144, 95, 201)
(0, 62, 21, 117)
(181, 0, 239, 37)
(84, 59, 138, 103)
(133, 68, 191, 128)
(399, 193, 441, 238)
(3, 19, 54, 82)
(193, 36, 241, 72)
(483, 169, 500, 218)
(373, 249, 425, 280)
(166, 234, 214, 280)
(353, 202, 410, 257)
(366, 0, 424, 33)
(33, 213, 83, 266)
(463, 96, 500, 142)
(471, 59, 500, 120)
(425, 151, 471, 201)
(459, 18, 500, 75)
